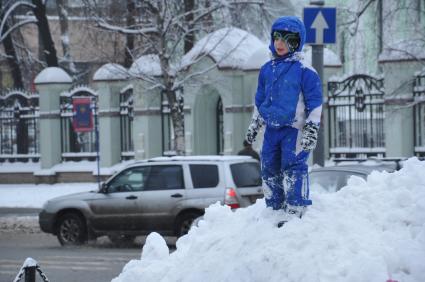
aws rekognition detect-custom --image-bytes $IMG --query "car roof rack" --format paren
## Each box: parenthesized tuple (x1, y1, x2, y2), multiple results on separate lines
(147, 155, 253, 162)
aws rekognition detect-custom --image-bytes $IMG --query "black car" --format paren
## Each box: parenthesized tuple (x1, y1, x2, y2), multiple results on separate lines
(309, 163, 396, 192)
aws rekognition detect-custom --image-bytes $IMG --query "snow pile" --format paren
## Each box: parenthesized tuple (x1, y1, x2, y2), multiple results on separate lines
(113, 158, 425, 282)
(0, 216, 39, 233)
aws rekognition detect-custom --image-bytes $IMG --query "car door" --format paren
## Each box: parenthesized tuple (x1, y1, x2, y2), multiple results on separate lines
(186, 163, 223, 205)
(88, 167, 147, 231)
(133, 164, 186, 232)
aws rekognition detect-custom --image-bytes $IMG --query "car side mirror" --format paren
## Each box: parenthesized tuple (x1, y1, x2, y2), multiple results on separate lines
(100, 182, 108, 193)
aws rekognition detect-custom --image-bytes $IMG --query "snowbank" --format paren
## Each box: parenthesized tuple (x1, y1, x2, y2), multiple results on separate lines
(113, 158, 425, 282)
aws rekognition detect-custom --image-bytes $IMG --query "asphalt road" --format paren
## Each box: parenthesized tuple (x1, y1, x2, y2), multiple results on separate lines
(0, 209, 176, 282)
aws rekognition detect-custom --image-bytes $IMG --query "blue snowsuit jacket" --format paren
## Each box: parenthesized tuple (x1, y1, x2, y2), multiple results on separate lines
(255, 16, 323, 129)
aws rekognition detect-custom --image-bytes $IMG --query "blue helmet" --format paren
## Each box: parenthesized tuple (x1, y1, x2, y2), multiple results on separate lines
(269, 16, 306, 56)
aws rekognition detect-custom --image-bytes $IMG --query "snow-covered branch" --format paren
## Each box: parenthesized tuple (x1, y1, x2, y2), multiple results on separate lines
(0, 1, 36, 42)
(0, 18, 37, 42)
(339, 0, 376, 27)
(94, 17, 159, 35)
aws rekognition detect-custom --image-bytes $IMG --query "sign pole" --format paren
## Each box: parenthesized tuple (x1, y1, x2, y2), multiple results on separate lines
(93, 98, 100, 189)
(312, 44, 325, 167)
(310, 0, 325, 167)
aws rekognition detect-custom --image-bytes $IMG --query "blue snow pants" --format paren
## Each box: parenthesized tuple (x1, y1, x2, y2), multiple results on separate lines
(261, 126, 312, 210)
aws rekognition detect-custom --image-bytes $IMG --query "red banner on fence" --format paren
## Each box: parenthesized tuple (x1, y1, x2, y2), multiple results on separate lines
(72, 98, 93, 132)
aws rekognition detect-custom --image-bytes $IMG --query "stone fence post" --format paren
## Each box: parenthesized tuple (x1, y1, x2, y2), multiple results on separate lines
(93, 63, 130, 167)
(34, 67, 72, 170)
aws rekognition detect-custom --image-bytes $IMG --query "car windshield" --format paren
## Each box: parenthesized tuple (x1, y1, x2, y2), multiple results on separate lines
(310, 171, 340, 193)
(310, 170, 367, 193)
(230, 162, 262, 187)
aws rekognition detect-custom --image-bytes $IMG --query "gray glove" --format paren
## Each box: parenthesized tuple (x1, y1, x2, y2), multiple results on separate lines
(245, 112, 264, 144)
(300, 122, 320, 151)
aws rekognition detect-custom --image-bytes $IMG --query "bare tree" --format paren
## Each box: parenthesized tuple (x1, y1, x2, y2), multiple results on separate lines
(1, 17, 23, 88)
(124, 0, 136, 67)
(56, 0, 76, 74)
(1, 0, 62, 88)
(336, 0, 425, 70)
(83, 0, 265, 155)
(32, 0, 58, 67)
(0, 0, 37, 88)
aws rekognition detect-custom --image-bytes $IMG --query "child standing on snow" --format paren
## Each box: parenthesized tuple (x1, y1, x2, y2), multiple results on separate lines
(245, 16, 322, 225)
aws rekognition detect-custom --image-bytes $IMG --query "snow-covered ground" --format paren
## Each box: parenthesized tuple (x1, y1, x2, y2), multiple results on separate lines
(0, 183, 97, 208)
(0, 183, 97, 233)
(112, 158, 425, 282)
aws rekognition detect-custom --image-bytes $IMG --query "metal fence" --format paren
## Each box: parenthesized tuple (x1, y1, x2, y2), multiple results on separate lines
(60, 86, 97, 161)
(120, 85, 134, 160)
(414, 71, 425, 157)
(0, 90, 39, 162)
(328, 74, 386, 159)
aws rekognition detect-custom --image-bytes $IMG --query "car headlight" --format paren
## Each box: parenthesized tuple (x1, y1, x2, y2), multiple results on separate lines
(41, 200, 50, 210)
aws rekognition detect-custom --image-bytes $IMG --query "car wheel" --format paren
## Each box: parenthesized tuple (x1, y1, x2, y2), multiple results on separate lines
(175, 212, 202, 237)
(56, 213, 87, 246)
(108, 235, 136, 246)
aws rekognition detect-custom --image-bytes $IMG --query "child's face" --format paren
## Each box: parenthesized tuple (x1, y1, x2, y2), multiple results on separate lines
(274, 38, 288, 56)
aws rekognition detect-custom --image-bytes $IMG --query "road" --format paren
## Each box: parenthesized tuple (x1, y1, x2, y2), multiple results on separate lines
(0, 209, 176, 282)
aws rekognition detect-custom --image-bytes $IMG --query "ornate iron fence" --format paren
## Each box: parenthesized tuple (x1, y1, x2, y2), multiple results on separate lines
(328, 74, 386, 159)
(60, 86, 97, 161)
(120, 85, 134, 160)
(0, 90, 39, 162)
(413, 70, 425, 157)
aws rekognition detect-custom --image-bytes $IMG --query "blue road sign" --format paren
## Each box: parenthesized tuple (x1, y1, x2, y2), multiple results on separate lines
(303, 7, 336, 44)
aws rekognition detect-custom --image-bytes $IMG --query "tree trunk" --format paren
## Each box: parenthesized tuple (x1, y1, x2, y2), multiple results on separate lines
(124, 0, 136, 68)
(56, 0, 76, 74)
(170, 99, 185, 156)
(184, 0, 195, 53)
(165, 89, 185, 156)
(172, 111, 185, 156)
(32, 0, 58, 67)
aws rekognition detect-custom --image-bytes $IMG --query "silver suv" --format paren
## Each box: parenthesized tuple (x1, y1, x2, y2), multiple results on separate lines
(39, 156, 263, 245)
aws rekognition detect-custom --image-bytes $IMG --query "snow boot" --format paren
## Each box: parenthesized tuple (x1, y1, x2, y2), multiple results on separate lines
(277, 205, 306, 228)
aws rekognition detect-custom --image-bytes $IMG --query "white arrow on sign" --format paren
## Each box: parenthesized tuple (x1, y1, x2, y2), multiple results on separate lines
(311, 11, 328, 44)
